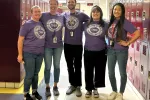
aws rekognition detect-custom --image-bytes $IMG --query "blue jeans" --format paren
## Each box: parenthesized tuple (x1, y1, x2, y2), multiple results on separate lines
(23, 52, 43, 93)
(107, 48, 128, 93)
(44, 47, 63, 84)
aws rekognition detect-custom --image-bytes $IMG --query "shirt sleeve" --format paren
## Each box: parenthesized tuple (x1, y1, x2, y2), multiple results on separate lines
(19, 23, 29, 37)
(123, 19, 137, 34)
(82, 13, 90, 22)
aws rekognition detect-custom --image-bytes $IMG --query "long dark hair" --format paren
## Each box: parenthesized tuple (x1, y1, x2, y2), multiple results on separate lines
(108, 3, 125, 41)
(87, 5, 105, 27)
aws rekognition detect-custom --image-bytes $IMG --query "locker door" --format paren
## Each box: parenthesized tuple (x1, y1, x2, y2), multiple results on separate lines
(142, 0, 150, 42)
(140, 41, 149, 99)
(136, 1, 143, 41)
(133, 40, 141, 91)
(21, 0, 26, 21)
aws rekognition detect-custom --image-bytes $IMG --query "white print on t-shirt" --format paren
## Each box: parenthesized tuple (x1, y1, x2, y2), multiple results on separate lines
(66, 16, 79, 30)
(47, 19, 62, 32)
(34, 25, 46, 39)
(108, 24, 117, 39)
(86, 24, 102, 36)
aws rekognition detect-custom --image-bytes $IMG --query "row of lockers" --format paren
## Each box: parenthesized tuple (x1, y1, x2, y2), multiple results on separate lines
(21, 0, 49, 20)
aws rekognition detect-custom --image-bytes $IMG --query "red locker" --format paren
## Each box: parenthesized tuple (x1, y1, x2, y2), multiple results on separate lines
(133, 40, 141, 91)
(131, 2, 137, 26)
(0, 0, 25, 83)
(26, 0, 30, 20)
(140, 41, 149, 98)
(136, 1, 143, 41)
(21, 0, 26, 21)
(142, 0, 150, 42)
(127, 3, 132, 21)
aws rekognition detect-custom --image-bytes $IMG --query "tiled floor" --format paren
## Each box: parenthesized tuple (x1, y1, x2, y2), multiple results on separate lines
(0, 52, 144, 100)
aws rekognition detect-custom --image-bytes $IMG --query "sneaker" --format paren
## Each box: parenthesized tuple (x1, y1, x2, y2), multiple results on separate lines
(107, 91, 117, 100)
(85, 91, 92, 98)
(53, 86, 59, 96)
(45, 87, 51, 97)
(93, 89, 99, 98)
(32, 91, 42, 100)
(115, 93, 123, 100)
(76, 86, 82, 97)
(66, 85, 76, 95)
(24, 93, 33, 100)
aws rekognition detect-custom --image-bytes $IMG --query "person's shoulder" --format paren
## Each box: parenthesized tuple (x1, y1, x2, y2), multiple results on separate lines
(42, 12, 49, 16)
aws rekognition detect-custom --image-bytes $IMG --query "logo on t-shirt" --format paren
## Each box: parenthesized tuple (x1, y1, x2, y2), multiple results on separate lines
(108, 24, 117, 39)
(47, 19, 62, 32)
(66, 16, 79, 30)
(34, 25, 45, 39)
(86, 24, 102, 36)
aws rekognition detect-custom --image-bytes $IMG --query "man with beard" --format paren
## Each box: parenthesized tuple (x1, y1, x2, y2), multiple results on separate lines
(62, 0, 89, 97)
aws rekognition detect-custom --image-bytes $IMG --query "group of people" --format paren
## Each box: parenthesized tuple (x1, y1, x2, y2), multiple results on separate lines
(17, 0, 140, 100)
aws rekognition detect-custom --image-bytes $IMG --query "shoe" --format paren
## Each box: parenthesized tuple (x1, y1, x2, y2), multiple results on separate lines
(115, 93, 123, 100)
(32, 91, 42, 100)
(107, 91, 117, 100)
(93, 89, 99, 98)
(85, 91, 92, 98)
(45, 87, 51, 97)
(24, 93, 33, 100)
(53, 86, 59, 96)
(66, 85, 76, 95)
(76, 86, 82, 97)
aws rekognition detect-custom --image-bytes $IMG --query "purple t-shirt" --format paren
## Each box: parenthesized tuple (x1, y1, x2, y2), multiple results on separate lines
(62, 11, 89, 45)
(107, 19, 137, 50)
(19, 20, 46, 54)
(84, 21, 108, 51)
(40, 12, 64, 48)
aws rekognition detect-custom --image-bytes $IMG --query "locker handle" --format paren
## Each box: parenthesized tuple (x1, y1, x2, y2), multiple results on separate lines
(148, 71, 150, 79)
(136, 11, 139, 17)
(135, 60, 137, 66)
(21, 12, 24, 20)
(140, 65, 144, 74)
(142, 11, 146, 20)
(130, 57, 132, 62)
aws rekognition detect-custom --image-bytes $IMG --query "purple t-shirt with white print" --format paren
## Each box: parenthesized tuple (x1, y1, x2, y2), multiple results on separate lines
(19, 20, 46, 54)
(107, 19, 137, 50)
(40, 12, 64, 48)
(62, 11, 89, 45)
(84, 21, 108, 51)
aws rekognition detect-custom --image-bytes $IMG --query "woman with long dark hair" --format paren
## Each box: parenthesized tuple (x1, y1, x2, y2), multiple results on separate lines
(107, 3, 140, 100)
(83, 5, 107, 98)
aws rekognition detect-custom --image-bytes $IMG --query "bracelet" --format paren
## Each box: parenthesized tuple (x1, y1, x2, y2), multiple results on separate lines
(127, 41, 131, 46)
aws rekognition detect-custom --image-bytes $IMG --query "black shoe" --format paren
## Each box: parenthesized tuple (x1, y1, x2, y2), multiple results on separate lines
(45, 87, 51, 97)
(24, 93, 33, 100)
(32, 91, 42, 100)
(53, 86, 59, 96)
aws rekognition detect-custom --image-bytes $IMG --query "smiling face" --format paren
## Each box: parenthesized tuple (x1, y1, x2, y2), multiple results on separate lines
(49, 0, 58, 13)
(113, 5, 122, 19)
(31, 6, 41, 20)
(67, 0, 76, 10)
(92, 10, 100, 21)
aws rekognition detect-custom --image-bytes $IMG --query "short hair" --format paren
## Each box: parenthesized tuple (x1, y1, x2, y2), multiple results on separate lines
(49, 0, 59, 5)
(31, 5, 41, 13)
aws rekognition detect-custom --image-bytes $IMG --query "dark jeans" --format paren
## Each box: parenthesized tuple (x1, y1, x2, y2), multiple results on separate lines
(23, 52, 43, 93)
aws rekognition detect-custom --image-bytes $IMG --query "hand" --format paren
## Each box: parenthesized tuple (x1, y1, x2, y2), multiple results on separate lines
(17, 55, 24, 64)
(22, 20, 26, 25)
(118, 40, 129, 47)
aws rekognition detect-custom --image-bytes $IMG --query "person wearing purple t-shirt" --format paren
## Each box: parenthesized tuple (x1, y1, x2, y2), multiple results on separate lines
(39, 0, 64, 97)
(62, 0, 89, 97)
(107, 3, 140, 100)
(17, 6, 45, 100)
(83, 5, 107, 98)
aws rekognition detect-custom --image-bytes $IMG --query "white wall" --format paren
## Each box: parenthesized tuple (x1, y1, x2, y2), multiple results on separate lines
(80, 3, 99, 16)
(80, 0, 110, 20)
